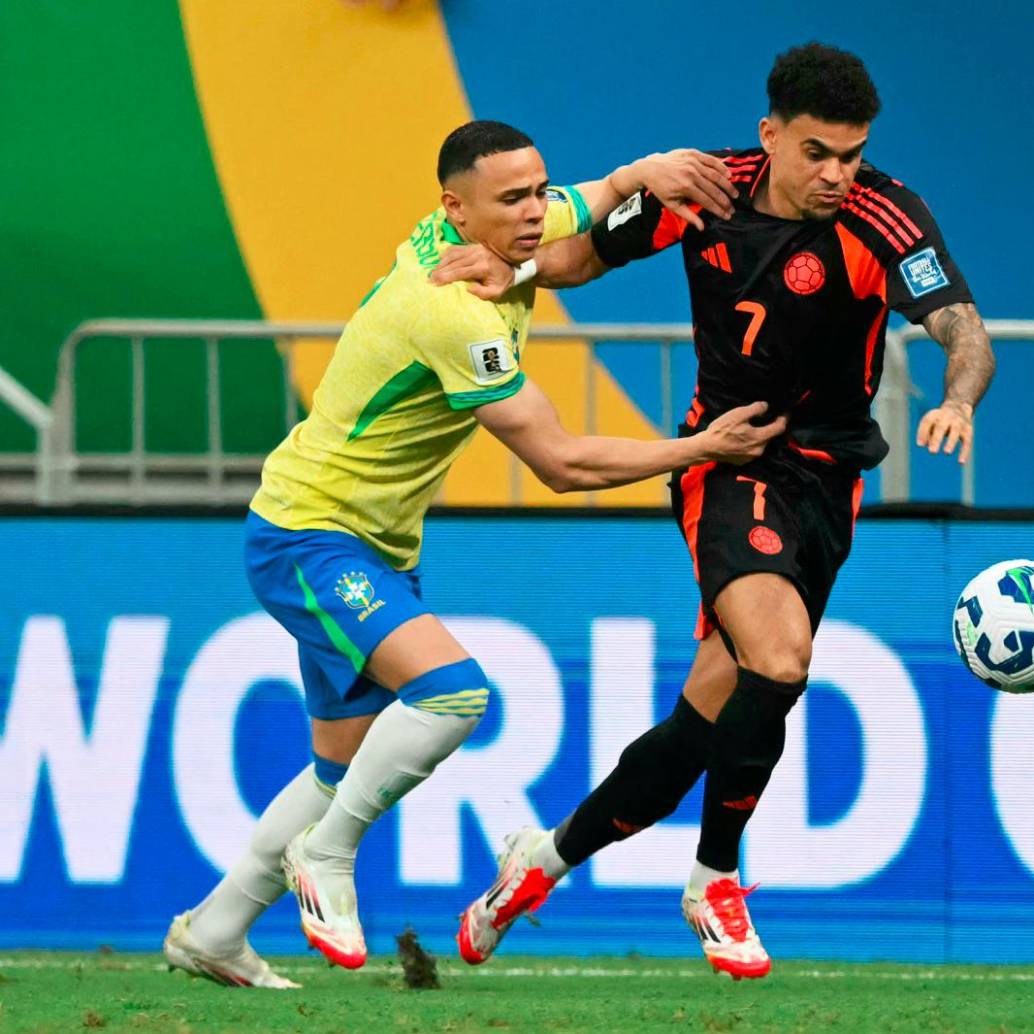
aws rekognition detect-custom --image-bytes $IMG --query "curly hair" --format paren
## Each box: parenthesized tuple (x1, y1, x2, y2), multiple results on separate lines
(767, 43, 881, 124)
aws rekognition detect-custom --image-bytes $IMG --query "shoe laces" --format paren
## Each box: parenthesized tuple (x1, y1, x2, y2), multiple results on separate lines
(491, 835, 535, 911)
(706, 879, 759, 943)
(489, 859, 527, 917)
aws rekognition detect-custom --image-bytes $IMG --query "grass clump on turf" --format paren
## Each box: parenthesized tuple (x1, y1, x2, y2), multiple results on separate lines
(396, 927, 440, 990)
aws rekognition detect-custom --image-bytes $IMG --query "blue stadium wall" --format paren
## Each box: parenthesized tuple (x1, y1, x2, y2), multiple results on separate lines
(2, 514, 1033, 964)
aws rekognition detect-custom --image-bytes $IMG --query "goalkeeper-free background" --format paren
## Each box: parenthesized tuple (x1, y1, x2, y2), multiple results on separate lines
(1, 1, 1033, 966)
(1, 515, 1033, 963)
(1, 0, 1032, 505)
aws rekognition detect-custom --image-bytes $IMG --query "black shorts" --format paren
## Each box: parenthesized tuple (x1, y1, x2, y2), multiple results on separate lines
(670, 450, 863, 647)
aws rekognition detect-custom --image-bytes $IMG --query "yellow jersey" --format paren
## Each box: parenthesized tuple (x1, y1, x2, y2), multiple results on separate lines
(250, 186, 592, 569)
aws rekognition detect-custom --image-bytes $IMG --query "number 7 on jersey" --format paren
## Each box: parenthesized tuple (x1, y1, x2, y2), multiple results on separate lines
(734, 301, 767, 357)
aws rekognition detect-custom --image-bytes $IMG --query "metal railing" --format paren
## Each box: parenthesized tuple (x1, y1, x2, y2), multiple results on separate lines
(40, 318, 700, 507)
(0, 362, 54, 503)
(44, 319, 321, 506)
(883, 320, 1034, 506)
(1, 317, 1029, 507)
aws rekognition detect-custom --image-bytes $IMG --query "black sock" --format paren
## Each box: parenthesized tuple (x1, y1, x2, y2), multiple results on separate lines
(554, 695, 713, 867)
(696, 666, 805, 872)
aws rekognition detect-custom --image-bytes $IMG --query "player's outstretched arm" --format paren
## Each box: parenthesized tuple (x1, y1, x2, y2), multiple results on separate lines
(916, 302, 996, 464)
(474, 379, 786, 493)
(578, 149, 735, 228)
(431, 149, 734, 299)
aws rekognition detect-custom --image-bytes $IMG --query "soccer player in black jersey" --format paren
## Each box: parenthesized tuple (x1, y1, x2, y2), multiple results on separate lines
(435, 43, 996, 979)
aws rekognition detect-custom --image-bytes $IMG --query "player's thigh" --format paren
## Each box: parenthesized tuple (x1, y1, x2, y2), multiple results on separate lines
(713, 572, 812, 681)
(296, 645, 395, 764)
(797, 469, 864, 635)
(681, 630, 738, 721)
(245, 513, 435, 711)
(364, 613, 471, 691)
(681, 462, 811, 680)
(311, 712, 379, 764)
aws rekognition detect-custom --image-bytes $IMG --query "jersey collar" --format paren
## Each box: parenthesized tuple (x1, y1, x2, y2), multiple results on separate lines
(441, 219, 465, 245)
(722, 149, 771, 206)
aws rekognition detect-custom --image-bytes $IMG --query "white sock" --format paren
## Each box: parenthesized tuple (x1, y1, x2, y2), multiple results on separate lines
(531, 829, 572, 880)
(305, 700, 479, 869)
(690, 860, 740, 892)
(190, 764, 333, 953)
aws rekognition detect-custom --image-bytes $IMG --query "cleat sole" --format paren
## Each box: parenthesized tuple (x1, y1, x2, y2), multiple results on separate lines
(303, 926, 366, 970)
(456, 910, 487, 966)
(707, 956, 772, 980)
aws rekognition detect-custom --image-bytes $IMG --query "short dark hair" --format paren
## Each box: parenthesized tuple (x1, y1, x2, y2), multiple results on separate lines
(767, 43, 881, 124)
(437, 120, 534, 185)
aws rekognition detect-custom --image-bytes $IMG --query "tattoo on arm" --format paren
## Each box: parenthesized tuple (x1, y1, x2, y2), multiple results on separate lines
(922, 302, 996, 413)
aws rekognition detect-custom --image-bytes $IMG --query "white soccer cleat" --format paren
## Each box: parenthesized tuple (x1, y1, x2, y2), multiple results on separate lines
(163, 912, 300, 989)
(282, 829, 367, 970)
(457, 827, 557, 965)
(682, 878, 771, 980)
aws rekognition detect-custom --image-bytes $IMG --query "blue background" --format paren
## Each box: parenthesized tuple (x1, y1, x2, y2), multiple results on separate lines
(441, 0, 1034, 507)
(1, 515, 1033, 963)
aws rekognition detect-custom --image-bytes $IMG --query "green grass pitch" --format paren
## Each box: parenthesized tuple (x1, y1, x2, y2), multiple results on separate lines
(2, 952, 1033, 1033)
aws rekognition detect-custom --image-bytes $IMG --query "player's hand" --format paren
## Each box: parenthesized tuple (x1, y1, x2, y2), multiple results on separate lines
(429, 244, 516, 300)
(916, 399, 973, 464)
(636, 149, 736, 230)
(698, 402, 787, 465)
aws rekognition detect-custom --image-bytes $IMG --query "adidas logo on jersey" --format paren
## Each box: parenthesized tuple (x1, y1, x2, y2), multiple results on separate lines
(700, 242, 732, 272)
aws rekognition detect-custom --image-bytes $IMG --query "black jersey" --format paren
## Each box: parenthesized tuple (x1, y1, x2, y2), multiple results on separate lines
(590, 149, 973, 469)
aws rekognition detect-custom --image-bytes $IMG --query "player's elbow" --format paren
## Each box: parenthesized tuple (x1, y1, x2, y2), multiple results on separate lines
(515, 435, 586, 493)
(532, 451, 584, 494)
(538, 464, 579, 494)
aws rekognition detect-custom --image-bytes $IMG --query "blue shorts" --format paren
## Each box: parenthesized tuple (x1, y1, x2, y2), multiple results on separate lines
(244, 511, 429, 719)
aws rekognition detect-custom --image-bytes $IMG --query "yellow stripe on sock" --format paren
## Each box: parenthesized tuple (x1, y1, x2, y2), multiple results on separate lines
(414, 688, 489, 717)
(417, 699, 489, 711)
(416, 701, 487, 711)
(417, 704, 487, 715)
(416, 689, 489, 706)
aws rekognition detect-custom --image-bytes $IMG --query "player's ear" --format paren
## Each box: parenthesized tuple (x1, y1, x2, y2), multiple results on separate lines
(441, 187, 465, 226)
(758, 116, 777, 155)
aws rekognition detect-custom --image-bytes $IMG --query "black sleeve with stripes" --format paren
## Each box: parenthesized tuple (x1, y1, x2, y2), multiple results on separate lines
(879, 184, 973, 323)
(589, 190, 669, 269)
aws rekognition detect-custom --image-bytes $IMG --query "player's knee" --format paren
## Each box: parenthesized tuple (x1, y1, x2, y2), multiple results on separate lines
(738, 635, 811, 684)
(397, 658, 491, 720)
(755, 654, 810, 684)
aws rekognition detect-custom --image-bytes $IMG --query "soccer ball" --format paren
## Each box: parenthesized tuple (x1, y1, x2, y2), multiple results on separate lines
(953, 559, 1034, 693)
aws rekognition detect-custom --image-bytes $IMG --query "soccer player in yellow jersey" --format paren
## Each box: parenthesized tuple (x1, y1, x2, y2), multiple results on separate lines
(164, 121, 784, 987)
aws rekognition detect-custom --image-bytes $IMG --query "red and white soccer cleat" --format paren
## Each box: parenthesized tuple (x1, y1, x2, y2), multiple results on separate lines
(282, 831, 367, 970)
(457, 827, 557, 964)
(162, 912, 300, 989)
(681, 878, 771, 980)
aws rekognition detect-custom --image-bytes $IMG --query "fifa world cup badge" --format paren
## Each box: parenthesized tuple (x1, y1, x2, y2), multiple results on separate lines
(335, 571, 386, 622)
